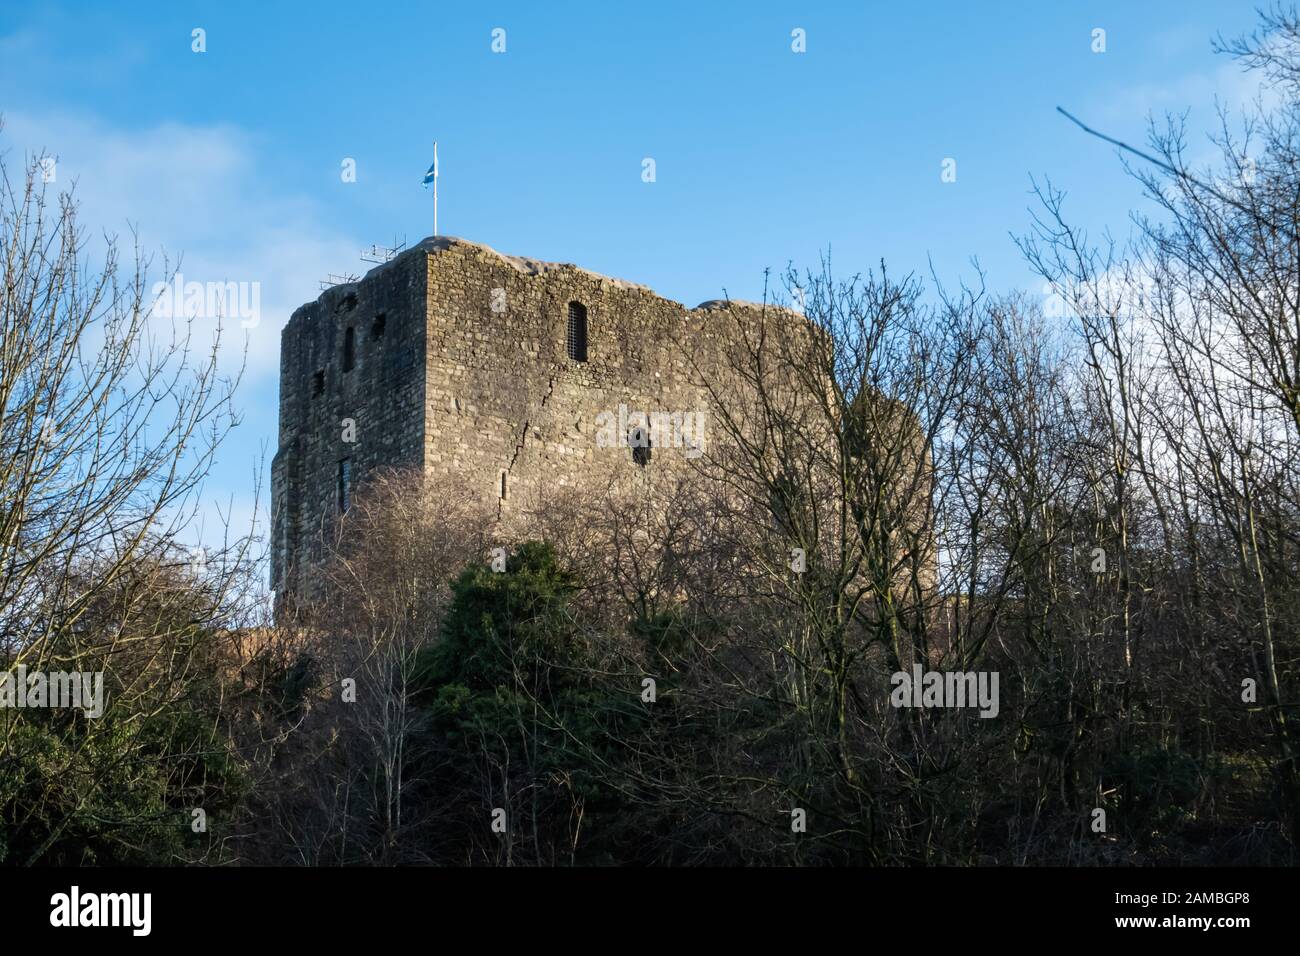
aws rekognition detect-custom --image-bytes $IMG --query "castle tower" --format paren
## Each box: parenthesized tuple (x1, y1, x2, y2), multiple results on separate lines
(271, 237, 770, 609)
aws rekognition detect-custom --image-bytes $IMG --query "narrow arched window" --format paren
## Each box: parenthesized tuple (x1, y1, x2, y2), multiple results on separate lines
(630, 425, 651, 467)
(771, 469, 798, 534)
(566, 301, 588, 362)
(343, 326, 356, 372)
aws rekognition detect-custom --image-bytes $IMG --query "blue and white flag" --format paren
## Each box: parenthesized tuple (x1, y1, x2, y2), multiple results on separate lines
(422, 142, 438, 185)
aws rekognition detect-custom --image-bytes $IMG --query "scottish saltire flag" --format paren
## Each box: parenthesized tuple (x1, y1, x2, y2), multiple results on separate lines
(422, 142, 438, 185)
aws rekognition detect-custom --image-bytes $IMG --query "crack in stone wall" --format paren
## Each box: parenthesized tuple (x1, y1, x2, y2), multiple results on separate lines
(274, 236, 813, 612)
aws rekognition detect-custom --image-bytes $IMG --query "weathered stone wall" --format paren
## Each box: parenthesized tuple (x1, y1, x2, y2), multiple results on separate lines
(273, 236, 795, 610)
(271, 249, 428, 605)
(419, 239, 751, 532)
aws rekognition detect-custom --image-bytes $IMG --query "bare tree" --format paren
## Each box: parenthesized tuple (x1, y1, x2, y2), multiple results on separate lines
(0, 131, 258, 864)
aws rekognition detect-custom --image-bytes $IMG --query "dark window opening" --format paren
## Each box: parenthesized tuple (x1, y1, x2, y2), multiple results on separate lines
(338, 459, 352, 514)
(566, 301, 588, 362)
(630, 425, 652, 467)
(342, 326, 356, 373)
(499, 471, 508, 500)
(372, 313, 386, 340)
(771, 470, 799, 534)
(312, 370, 325, 396)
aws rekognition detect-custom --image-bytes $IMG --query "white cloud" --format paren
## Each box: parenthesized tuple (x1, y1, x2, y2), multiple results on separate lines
(1068, 53, 1291, 186)
(1, 109, 358, 381)
(1094, 58, 1280, 139)
(1, 108, 363, 568)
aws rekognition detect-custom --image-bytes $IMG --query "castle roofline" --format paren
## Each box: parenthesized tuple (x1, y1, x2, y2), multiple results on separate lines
(347, 236, 656, 294)
(315, 235, 799, 318)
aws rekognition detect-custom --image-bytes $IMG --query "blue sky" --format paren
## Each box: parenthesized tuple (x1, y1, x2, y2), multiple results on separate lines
(0, 1, 1271, 558)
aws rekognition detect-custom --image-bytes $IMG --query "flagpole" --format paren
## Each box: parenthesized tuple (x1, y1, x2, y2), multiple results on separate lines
(433, 141, 439, 237)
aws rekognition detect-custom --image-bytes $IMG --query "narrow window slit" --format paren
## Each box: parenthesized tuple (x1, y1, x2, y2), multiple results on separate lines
(338, 459, 352, 514)
(566, 301, 588, 362)
(343, 326, 356, 372)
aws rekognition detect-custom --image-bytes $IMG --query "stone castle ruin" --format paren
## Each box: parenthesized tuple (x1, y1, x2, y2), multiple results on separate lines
(270, 237, 797, 607)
